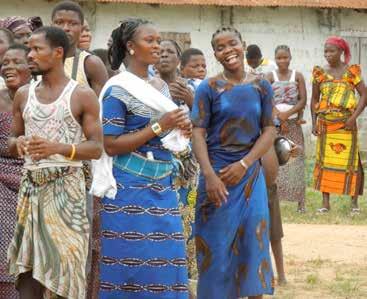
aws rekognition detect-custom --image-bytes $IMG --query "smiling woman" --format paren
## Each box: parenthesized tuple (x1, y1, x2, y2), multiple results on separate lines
(0, 44, 31, 299)
(192, 27, 275, 299)
(95, 17, 190, 299)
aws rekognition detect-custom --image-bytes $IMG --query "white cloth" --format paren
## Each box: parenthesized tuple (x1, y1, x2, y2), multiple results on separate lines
(90, 71, 189, 199)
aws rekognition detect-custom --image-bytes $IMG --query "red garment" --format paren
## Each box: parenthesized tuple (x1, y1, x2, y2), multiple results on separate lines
(325, 36, 351, 64)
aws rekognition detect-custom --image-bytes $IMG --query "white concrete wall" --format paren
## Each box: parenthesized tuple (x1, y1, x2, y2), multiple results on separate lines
(2, 1, 367, 156)
(2, 2, 367, 88)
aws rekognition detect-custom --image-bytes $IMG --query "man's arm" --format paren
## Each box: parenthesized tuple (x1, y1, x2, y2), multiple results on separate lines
(84, 54, 108, 96)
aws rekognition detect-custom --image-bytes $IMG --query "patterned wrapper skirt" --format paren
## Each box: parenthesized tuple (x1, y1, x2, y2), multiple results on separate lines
(195, 161, 274, 299)
(314, 117, 364, 196)
(0, 180, 19, 299)
(276, 119, 306, 204)
(7, 166, 89, 299)
(99, 159, 189, 299)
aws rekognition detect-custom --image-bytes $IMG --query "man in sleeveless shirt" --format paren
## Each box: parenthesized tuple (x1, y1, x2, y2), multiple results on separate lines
(51, 1, 108, 95)
(7, 26, 102, 299)
(51, 4, 108, 296)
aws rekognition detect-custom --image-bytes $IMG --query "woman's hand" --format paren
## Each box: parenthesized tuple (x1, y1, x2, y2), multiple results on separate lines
(345, 116, 357, 131)
(290, 143, 303, 157)
(169, 81, 194, 107)
(158, 108, 189, 132)
(180, 119, 193, 138)
(277, 111, 290, 122)
(219, 161, 247, 187)
(205, 173, 228, 208)
(312, 122, 319, 136)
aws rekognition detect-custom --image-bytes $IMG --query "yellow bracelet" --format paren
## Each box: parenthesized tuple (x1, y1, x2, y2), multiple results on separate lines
(68, 144, 76, 160)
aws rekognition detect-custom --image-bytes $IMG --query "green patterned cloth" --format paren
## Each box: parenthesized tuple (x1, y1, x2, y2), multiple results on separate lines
(7, 166, 89, 299)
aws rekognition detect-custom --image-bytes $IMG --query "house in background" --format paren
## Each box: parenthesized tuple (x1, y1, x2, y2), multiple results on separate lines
(1, 0, 367, 156)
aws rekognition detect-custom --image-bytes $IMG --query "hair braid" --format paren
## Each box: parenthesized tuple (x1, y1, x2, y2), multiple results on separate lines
(275, 44, 291, 55)
(211, 26, 243, 49)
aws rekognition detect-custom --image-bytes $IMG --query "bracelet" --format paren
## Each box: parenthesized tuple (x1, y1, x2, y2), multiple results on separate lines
(239, 159, 248, 170)
(68, 144, 76, 160)
(151, 122, 162, 135)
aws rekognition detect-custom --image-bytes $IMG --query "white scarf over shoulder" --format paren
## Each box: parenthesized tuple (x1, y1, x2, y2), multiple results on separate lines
(90, 71, 189, 199)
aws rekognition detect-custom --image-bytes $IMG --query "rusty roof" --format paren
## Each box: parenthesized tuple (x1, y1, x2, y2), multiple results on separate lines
(96, 0, 367, 9)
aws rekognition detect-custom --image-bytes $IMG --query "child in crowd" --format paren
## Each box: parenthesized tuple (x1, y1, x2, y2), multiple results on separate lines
(180, 48, 207, 90)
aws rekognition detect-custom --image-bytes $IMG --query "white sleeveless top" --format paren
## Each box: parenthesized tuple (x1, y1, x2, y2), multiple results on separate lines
(23, 79, 83, 170)
(272, 70, 299, 119)
(64, 50, 91, 86)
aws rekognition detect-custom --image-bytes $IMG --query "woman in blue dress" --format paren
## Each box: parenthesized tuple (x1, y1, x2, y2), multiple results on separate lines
(191, 27, 276, 299)
(98, 18, 190, 299)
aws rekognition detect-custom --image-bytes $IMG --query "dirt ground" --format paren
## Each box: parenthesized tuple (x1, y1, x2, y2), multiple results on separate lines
(282, 224, 367, 263)
(268, 223, 367, 299)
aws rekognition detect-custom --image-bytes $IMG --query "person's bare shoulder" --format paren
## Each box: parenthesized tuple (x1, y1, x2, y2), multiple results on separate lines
(72, 84, 98, 103)
(15, 84, 30, 96)
(85, 54, 108, 75)
(295, 71, 306, 84)
(6, 83, 30, 113)
(14, 84, 30, 103)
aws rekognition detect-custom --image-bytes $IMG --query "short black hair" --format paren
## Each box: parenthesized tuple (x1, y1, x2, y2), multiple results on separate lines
(7, 43, 30, 55)
(246, 44, 262, 60)
(181, 48, 204, 67)
(51, 0, 84, 24)
(0, 28, 14, 45)
(32, 26, 70, 62)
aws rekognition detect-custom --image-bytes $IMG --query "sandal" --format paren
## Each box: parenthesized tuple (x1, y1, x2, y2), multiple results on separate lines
(317, 207, 329, 213)
(297, 207, 306, 213)
(351, 208, 361, 215)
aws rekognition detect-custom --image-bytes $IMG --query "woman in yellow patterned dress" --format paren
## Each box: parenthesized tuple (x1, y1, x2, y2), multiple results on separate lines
(311, 36, 366, 213)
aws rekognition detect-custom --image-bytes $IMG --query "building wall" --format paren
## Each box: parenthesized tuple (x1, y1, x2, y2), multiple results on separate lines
(1, 1, 367, 157)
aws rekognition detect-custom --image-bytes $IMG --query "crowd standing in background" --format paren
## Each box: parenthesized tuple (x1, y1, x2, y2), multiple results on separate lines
(0, 1, 366, 299)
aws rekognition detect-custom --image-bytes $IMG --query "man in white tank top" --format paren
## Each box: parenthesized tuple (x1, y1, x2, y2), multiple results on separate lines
(51, 4, 108, 296)
(7, 26, 102, 299)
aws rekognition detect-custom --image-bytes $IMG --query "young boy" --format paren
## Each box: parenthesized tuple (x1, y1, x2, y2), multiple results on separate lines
(180, 48, 207, 90)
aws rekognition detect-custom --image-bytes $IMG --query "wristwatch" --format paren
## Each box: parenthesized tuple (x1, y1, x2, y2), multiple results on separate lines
(151, 122, 162, 135)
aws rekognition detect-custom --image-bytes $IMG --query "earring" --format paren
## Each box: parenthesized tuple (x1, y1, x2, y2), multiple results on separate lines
(129, 49, 135, 56)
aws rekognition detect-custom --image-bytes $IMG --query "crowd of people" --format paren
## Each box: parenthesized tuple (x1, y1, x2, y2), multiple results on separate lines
(0, 1, 365, 299)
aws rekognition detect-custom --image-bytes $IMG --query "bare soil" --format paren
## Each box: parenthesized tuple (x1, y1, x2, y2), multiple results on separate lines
(268, 223, 367, 299)
(282, 223, 367, 264)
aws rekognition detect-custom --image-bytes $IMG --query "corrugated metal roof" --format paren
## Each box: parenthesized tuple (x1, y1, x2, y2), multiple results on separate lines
(96, 0, 367, 9)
